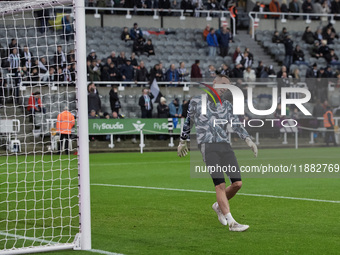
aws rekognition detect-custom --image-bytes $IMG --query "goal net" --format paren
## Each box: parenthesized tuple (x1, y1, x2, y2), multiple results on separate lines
(0, 1, 90, 253)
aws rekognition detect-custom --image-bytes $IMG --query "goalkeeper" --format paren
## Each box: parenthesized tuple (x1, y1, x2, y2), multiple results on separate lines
(178, 74, 258, 232)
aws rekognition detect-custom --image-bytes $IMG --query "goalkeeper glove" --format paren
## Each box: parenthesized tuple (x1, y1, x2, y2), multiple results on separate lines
(177, 140, 188, 157)
(245, 137, 258, 158)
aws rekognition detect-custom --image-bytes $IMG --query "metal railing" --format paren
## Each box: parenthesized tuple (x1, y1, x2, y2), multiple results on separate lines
(249, 11, 340, 39)
(64, 6, 236, 36)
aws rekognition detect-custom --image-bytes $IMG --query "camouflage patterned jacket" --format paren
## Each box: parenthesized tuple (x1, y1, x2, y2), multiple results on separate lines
(180, 95, 250, 144)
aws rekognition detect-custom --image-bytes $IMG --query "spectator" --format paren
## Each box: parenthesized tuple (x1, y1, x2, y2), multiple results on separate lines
(158, 0, 171, 16)
(279, 27, 288, 42)
(54, 45, 66, 68)
(178, 62, 189, 82)
(252, 1, 261, 12)
(109, 62, 122, 81)
(41, 66, 56, 82)
(56, 106, 75, 155)
(130, 52, 138, 68)
(27, 91, 45, 116)
(236, 51, 253, 68)
(108, 51, 118, 66)
(325, 49, 340, 65)
(255, 61, 264, 78)
(331, 0, 340, 20)
(323, 27, 335, 44)
(169, 98, 182, 118)
(88, 87, 101, 114)
(291, 68, 301, 83)
(88, 109, 99, 119)
(232, 46, 241, 63)
(284, 34, 294, 68)
(318, 39, 330, 58)
(61, 14, 72, 41)
(88, 60, 101, 81)
(220, 63, 230, 76)
(158, 62, 165, 81)
(144, 39, 155, 56)
(38, 57, 48, 74)
(289, 0, 300, 19)
(205, 65, 216, 78)
(206, 28, 219, 57)
(181, 0, 193, 14)
(120, 59, 134, 84)
(243, 67, 256, 82)
(203, 24, 210, 41)
(8, 38, 20, 55)
(302, 26, 316, 44)
(101, 58, 112, 81)
(230, 62, 243, 78)
(139, 88, 154, 118)
(276, 65, 287, 78)
(149, 64, 161, 83)
(166, 64, 180, 83)
(21, 45, 32, 69)
(130, 23, 143, 40)
(135, 61, 149, 82)
(315, 28, 323, 41)
(109, 86, 121, 114)
(245, 48, 254, 63)
(87, 82, 99, 95)
(87, 49, 97, 63)
(157, 97, 169, 118)
(306, 63, 319, 100)
(321, 1, 330, 22)
(281, 0, 289, 13)
(293, 45, 308, 65)
(133, 36, 146, 56)
(8, 47, 20, 74)
(191, 60, 202, 78)
(269, 0, 281, 18)
(313, 0, 323, 17)
(316, 67, 328, 101)
(117, 51, 127, 68)
(302, 0, 313, 18)
(272, 30, 281, 43)
(323, 105, 337, 146)
(218, 26, 232, 57)
(121, 27, 132, 42)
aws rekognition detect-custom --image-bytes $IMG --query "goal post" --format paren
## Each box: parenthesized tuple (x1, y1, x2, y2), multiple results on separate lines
(0, 0, 91, 254)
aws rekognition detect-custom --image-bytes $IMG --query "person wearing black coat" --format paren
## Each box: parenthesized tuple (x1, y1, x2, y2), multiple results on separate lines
(88, 88, 101, 114)
(144, 39, 155, 56)
(157, 97, 169, 118)
(107, 62, 121, 81)
(139, 88, 154, 118)
(284, 35, 294, 68)
(302, 26, 315, 44)
(331, 0, 340, 20)
(109, 86, 121, 114)
(135, 61, 149, 83)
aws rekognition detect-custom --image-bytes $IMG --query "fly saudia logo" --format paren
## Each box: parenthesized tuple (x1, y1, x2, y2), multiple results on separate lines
(201, 84, 312, 116)
(93, 122, 124, 130)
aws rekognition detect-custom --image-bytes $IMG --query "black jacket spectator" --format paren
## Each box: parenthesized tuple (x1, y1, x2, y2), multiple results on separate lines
(284, 37, 294, 56)
(88, 88, 101, 114)
(230, 64, 243, 78)
(331, 0, 340, 20)
(133, 37, 145, 56)
(302, 27, 315, 44)
(121, 27, 132, 41)
(109, 87, 121, 113)
(159, 0, 171, 9)
(157, 100, 169, 118)
(135, 63, 149, 82)
(87, 50, 97, 63)
(149, 64, 162, 83)
(272, 31, 281, 43)
(180, 0, 192, 11)
(289, 0, 300, 17)
(120, 61, 134, 81)
(102, 63, 121, 81)
(302, 0, 313, 14)
(117, 53, 127, 68)
(144, 39, 155, 56)
(293, 46, 305, 62)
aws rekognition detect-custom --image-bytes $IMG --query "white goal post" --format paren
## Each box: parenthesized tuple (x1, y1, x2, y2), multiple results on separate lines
(0, 0, 91, 254)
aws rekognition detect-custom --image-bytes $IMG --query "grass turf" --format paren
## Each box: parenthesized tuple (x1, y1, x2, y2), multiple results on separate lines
(1, 147, 340, 255)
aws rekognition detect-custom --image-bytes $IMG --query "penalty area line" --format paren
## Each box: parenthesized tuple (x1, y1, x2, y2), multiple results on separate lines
(92, 183, 340, 204)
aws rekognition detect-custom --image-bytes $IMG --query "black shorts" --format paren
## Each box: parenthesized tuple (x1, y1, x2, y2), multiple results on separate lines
(199, 142, 242, 186)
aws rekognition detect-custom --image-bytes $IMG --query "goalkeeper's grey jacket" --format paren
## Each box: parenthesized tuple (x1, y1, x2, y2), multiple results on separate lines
(180, 94, 250, 144)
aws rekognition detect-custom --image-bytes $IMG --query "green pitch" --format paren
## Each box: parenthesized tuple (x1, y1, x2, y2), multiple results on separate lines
(2, 147, 340, 255)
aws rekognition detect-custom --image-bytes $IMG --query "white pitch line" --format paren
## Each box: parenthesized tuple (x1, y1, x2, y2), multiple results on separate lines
(0, 231, 124, 255)
(92, 183, 340, 204)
